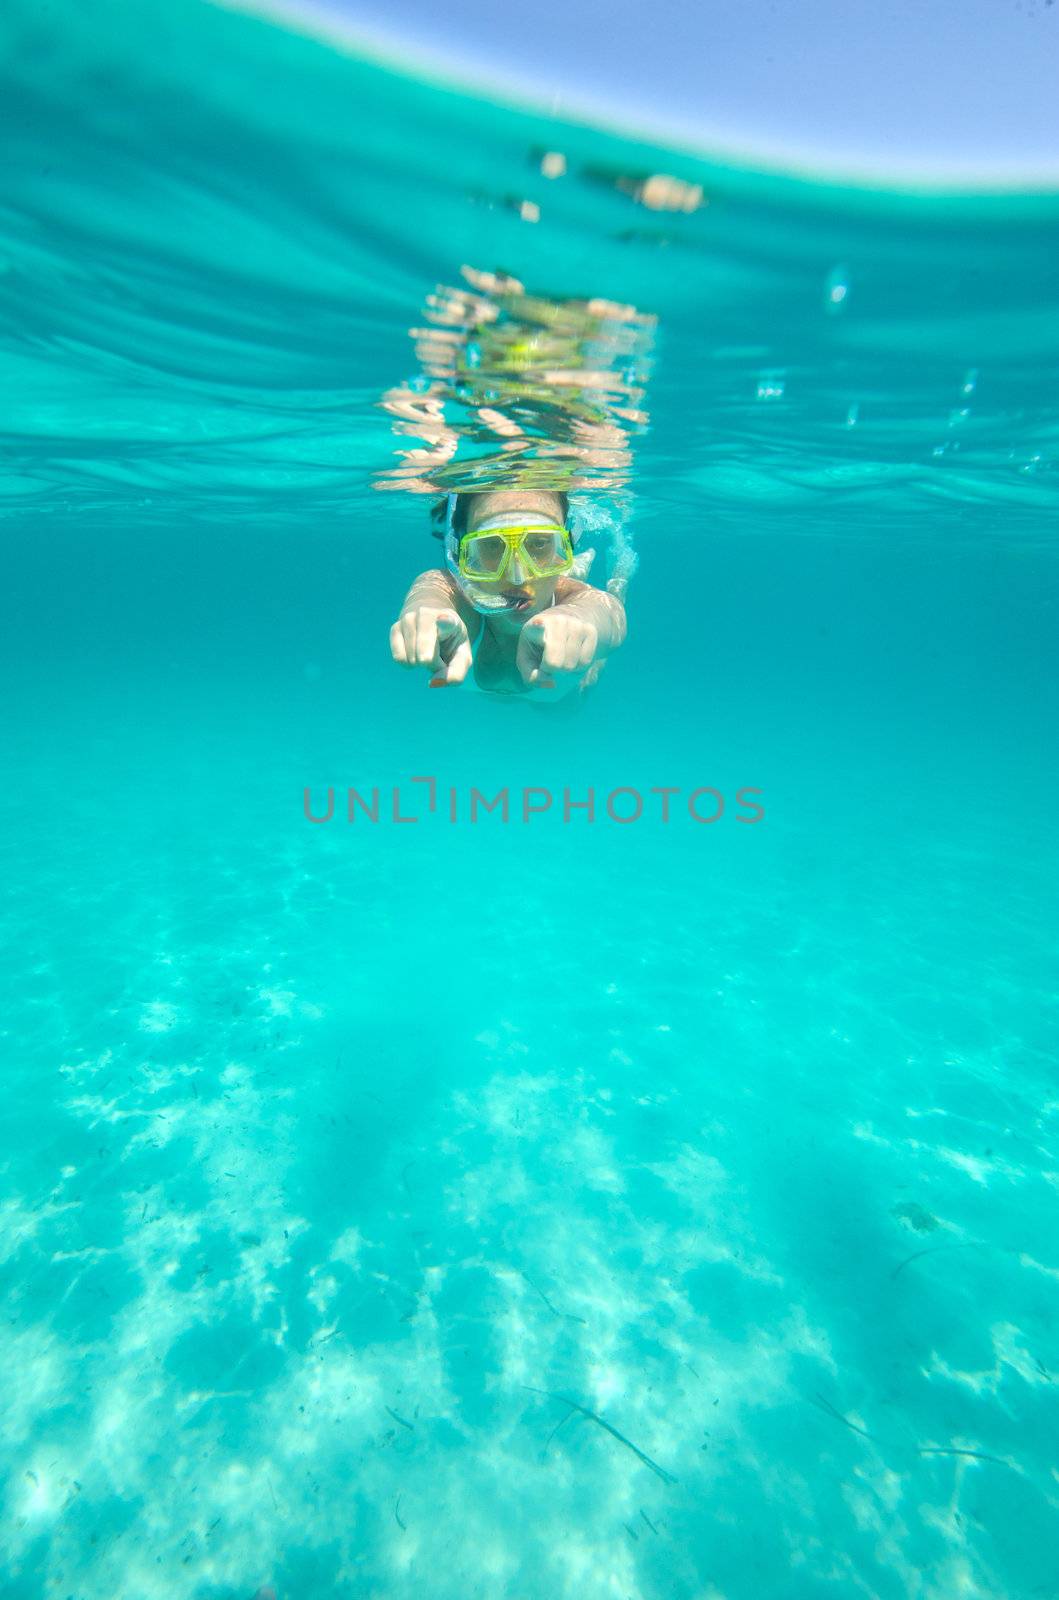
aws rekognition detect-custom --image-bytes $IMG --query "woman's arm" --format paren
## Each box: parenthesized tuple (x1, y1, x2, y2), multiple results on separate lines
(553, 576, 627, 658)
(399, 567, 482, 637)
(515, 578, 627, 693)
(390, 568, 482, 686)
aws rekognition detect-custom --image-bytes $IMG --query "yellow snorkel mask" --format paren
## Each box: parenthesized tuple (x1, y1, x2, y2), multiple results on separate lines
(443, 497, 576, 614)
(458, 523, 575, 582)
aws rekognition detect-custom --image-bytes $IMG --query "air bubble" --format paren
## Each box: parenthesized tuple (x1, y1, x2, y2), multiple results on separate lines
(845, 403, 859, 427)
(756, 372, 785, 401)
(825, 264, 850, 312)
(961, 367, 979, 397)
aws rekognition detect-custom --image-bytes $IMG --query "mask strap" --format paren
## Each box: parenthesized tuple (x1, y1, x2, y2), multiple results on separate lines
(448, 495, 578, 541)
(443, 493, 460, 574)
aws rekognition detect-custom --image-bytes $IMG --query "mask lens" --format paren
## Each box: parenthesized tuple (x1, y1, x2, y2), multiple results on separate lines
(523, 531, 566, 572)
(459, 523, 573, 581)
(462, 534, 508, 576)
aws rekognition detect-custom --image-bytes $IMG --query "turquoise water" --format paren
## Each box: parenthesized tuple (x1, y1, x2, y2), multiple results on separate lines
(3, 2, 1059, 1596)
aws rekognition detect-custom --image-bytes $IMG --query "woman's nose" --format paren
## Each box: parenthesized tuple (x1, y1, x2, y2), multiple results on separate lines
(508, 552, 527, 583)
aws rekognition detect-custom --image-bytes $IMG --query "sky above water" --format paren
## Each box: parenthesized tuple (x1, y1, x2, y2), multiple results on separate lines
(228, 0, 1059, 181)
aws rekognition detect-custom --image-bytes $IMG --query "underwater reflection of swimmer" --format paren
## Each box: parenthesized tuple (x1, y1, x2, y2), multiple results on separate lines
(389, 488, 626, 700)
(379, 266, 652, 699)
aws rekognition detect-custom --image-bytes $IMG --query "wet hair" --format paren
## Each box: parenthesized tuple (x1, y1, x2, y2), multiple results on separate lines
(430, 492, 569, 540)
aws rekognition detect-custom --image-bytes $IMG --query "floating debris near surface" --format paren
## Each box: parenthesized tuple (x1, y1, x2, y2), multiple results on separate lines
(594, 168, 705, 212)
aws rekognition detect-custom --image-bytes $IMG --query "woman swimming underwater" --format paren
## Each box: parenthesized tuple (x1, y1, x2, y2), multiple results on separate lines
(389, 488, 627, 700)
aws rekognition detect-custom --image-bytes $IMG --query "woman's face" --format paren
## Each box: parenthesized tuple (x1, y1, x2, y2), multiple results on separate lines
(464, 491, 565, 628)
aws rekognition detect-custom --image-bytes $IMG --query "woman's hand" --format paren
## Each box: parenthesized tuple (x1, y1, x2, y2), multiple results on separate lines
(390, 606, 473, 687)
(516, 605, 600, 688)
